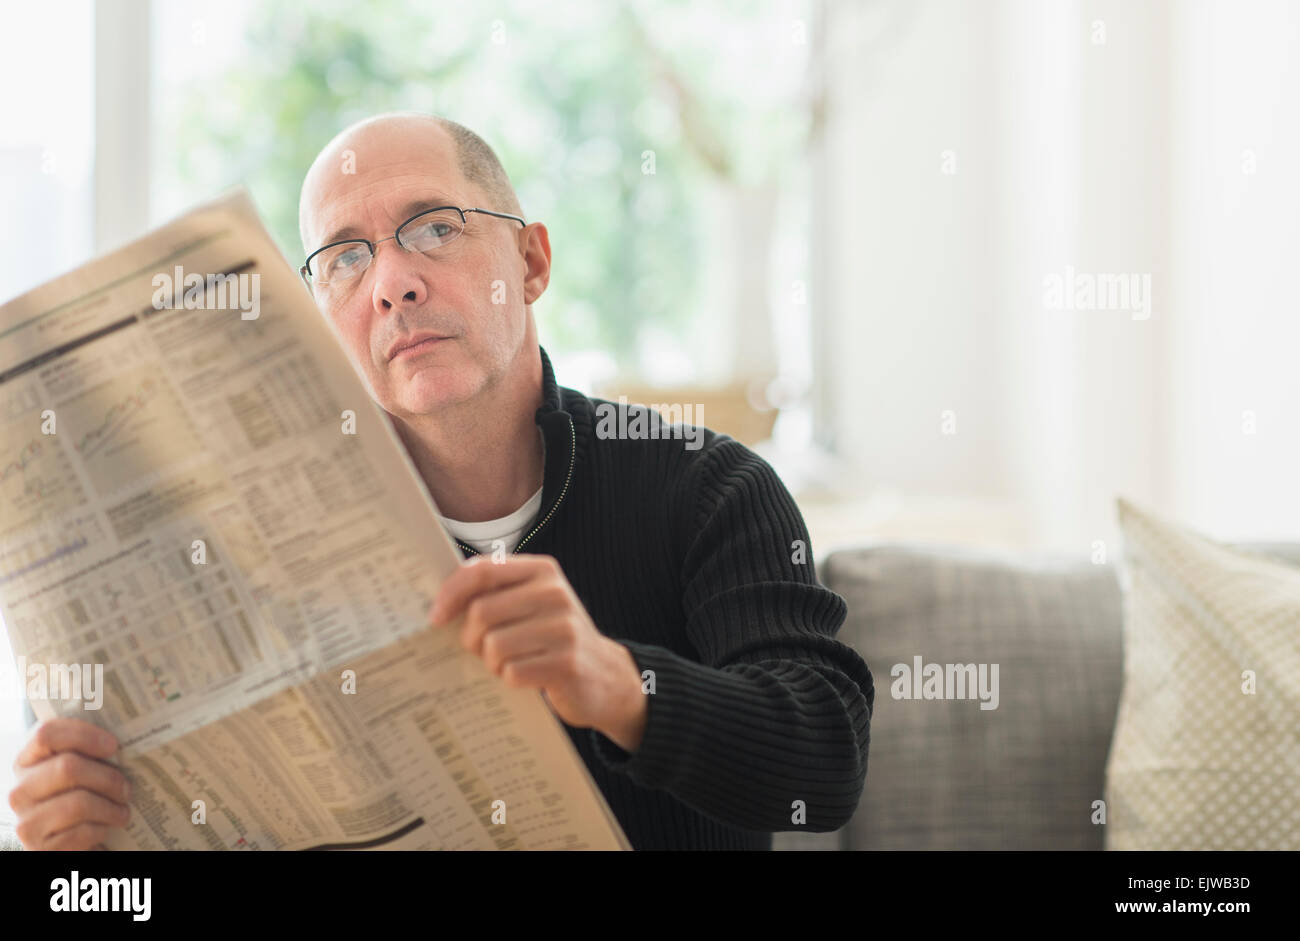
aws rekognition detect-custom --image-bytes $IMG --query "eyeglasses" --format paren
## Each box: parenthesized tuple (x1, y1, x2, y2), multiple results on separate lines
(301, 205, 526, 286)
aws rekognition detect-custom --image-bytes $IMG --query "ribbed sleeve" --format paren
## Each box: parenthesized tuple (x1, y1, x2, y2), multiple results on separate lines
(583, 436, 874, 833)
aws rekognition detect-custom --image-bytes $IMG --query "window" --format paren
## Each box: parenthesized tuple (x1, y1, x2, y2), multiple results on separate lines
(0, 0, 94, 822)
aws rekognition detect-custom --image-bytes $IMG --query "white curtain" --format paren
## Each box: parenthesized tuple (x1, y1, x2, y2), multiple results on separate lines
(816, 0, 1300, 551)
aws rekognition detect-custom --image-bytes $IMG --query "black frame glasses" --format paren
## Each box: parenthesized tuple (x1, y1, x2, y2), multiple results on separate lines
(301, 205, 526, 286)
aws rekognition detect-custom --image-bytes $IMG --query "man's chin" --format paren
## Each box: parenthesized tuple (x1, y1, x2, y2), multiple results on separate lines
(389, 370, 479, 417)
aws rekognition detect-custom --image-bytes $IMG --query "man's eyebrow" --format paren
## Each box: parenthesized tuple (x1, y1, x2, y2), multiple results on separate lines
(317, 194, 462, 248)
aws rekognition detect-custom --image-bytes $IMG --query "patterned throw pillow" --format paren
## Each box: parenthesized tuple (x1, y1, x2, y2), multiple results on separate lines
(1105, 499, 1300, 849)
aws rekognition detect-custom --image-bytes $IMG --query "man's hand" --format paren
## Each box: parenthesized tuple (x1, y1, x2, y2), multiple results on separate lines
(9, 718, 131, 850)
(430, 554, 648, 752)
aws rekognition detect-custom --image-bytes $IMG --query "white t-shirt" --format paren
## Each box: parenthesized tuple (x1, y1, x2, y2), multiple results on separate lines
(438, 429, 545, 555)
(440, 484, 543, 555)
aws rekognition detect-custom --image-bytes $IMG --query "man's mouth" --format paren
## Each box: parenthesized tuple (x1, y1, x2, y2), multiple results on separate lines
(388, 334, 452, 362)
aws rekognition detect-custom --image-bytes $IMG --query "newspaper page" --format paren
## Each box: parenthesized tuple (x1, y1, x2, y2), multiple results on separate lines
(0, 190, 630, 850)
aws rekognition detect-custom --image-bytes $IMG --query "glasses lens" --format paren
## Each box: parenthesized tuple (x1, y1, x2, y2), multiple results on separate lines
(311, 241, 372, 284)
(399, 209, 464, 252)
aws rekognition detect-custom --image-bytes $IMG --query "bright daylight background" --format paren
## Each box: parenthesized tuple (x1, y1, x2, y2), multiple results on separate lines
(2, 0, 1298, 822)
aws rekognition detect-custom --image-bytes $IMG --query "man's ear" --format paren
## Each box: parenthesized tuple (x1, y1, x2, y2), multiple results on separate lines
(520, 222, 551, 306)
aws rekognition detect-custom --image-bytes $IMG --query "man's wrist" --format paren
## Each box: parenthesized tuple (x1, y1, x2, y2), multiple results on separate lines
(598, 643, 649, 753)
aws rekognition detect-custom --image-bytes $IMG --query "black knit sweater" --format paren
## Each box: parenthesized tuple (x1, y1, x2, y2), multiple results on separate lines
(448, 346, 874, 850)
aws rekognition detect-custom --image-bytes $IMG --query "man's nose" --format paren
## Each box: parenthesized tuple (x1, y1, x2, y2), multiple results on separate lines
(369, 241, 428, 313)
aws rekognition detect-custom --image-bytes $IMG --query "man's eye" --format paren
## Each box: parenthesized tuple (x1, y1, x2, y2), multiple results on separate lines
(327, 247, 366, 274)
(415, 222, 453, 240)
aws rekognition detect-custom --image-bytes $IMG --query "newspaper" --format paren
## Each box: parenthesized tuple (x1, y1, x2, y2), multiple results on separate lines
(0, 190, 630, 850)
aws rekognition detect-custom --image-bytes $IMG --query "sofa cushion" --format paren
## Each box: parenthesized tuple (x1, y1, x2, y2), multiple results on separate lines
(773, 538, 1300, 852)
(1105, 500, 1300, 849)
(805, 543, 1126, 849)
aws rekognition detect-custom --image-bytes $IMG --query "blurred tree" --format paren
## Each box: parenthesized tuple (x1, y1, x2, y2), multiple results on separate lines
(162, 0, 809, 378)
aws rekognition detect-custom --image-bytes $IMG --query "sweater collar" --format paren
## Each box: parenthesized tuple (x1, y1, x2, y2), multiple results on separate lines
(453, 344, 575, 558)
(536, 343, 564, 418)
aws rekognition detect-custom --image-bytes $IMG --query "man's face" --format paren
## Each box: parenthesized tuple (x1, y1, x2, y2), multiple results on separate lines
(300, 121, 533, 420)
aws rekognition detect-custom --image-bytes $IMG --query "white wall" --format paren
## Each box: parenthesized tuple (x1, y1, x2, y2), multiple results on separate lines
(818, 0, 1003, 499)
(818, 0, 1298, 551)
(1167, 0, 1300, 541)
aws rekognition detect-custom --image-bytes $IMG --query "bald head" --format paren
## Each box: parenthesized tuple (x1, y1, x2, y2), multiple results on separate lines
(299, 112, 523, 254)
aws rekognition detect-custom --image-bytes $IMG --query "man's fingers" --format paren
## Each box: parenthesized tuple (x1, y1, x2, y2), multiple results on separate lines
(458, 581, 570, 654)
(500, 650, 569, 690)
(11, 750, 130, 816)
(431, 555, 557, 626)
(478, 619, 569, 673)
(14, 718, 117, 770)
(43, 821, 114, 852)
(17, 789, 130, 850)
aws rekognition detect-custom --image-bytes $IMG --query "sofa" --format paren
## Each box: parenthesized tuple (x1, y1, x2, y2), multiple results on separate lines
(774, 539, 1300, 850)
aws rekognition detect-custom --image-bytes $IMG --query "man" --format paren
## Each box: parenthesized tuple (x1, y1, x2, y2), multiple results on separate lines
(9, 112, 873, 851)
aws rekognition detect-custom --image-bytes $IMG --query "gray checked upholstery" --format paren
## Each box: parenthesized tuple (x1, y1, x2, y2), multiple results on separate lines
(775, 541, 1300, 851)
